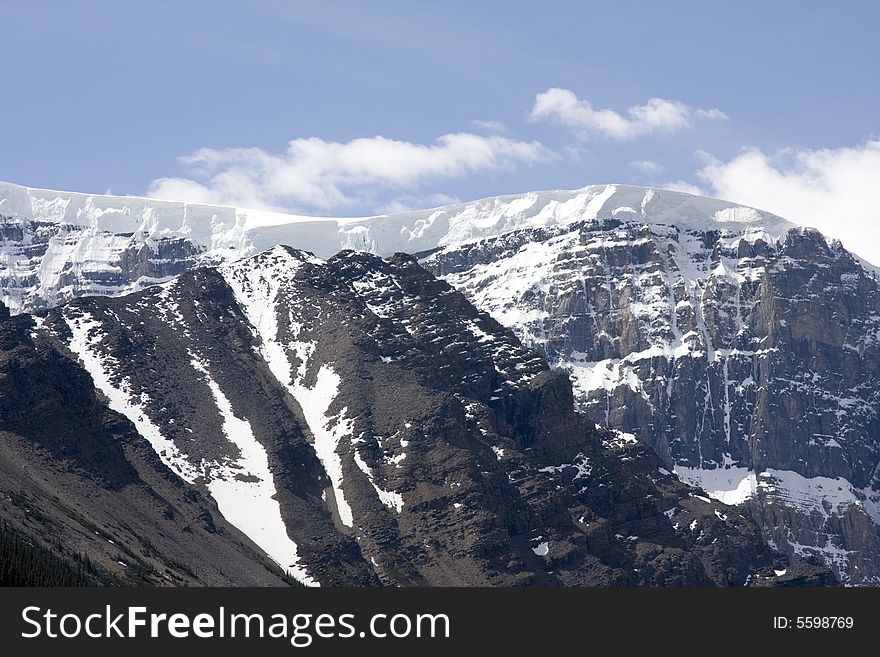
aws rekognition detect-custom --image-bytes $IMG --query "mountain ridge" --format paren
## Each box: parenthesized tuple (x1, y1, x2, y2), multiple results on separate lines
(6, 246, 832, 586)
(1, 179, 804, 314)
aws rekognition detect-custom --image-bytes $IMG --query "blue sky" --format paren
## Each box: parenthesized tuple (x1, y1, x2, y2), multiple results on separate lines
(1, 1, 878, 252)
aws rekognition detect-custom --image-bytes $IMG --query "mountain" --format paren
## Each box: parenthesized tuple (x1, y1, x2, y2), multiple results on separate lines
(3, 245, 832, 586)
(1, 179, 873, 584)
(420, 190, 880, 585)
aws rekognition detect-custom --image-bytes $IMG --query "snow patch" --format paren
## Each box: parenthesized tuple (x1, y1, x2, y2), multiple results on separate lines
(189, 356, 317, 586)
(674, 465, 880, 525)
(292, 365, 355, 528)
(353, 451, 404, 513)
(538, 452, 592, 479)
(64, 313, 199, 483)
(673, 465, 757, 505)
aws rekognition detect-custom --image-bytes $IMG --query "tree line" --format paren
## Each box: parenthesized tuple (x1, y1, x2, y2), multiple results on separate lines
(0, 520, 97, 586)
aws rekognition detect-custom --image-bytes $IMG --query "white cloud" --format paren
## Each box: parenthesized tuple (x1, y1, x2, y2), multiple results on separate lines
(469, 119, 507, 133)
(629, 159, 665, 174)
(696, 140, 880, 266)
(562, 143, 591, 163)
(529, 87, 727, 141)
(694, 108, 728, 121)
(148, 133, 551, 214)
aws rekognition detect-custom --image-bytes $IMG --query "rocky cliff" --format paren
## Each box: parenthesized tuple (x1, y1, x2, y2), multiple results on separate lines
(423, 196, 880, 584)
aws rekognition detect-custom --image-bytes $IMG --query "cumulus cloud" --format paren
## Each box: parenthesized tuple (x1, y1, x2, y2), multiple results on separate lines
(696, 140, 880, 265)
(628, 159, 665, 174)
(148, 133, 551, 214)
(529, 87, 727, 141)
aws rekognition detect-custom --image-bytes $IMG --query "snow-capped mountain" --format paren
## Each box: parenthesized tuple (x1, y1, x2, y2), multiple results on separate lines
(2, 178, 876, 584)
(0, 180, 793, 314)
(3, 247, 824, 586)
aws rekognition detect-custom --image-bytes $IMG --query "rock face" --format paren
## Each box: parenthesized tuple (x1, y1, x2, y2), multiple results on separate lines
(0, 215, 204, 312)
(424, 202, 880, 585)
(6, 249, 829, 586)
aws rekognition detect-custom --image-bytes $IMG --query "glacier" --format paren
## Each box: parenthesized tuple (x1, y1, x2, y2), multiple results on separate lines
(0, 179, 796, 314)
